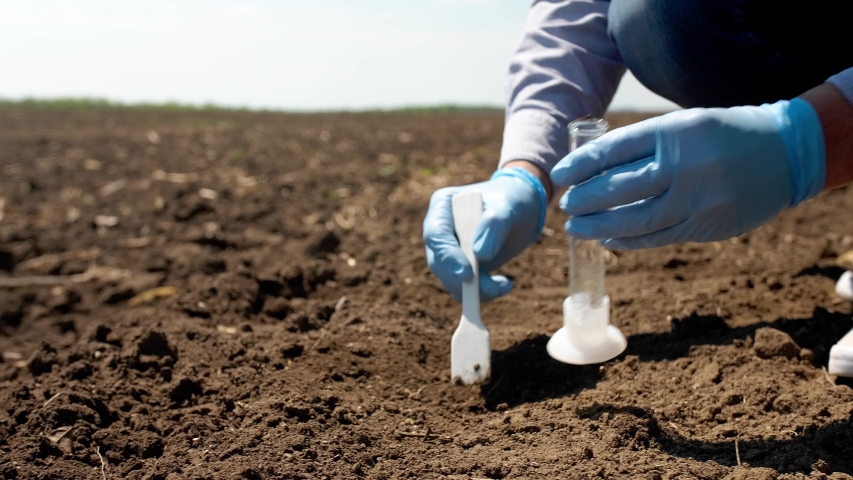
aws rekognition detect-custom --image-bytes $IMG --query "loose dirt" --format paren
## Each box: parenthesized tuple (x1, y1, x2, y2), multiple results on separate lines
(1, 109, 852, 479)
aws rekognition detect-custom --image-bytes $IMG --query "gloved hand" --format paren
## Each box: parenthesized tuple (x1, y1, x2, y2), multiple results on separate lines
(423, 167, 548, 302)
(551, 99, 826, 250)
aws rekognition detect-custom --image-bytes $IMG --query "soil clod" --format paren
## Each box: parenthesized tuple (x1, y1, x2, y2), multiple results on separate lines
(305, 231, 340, 257)
(753, 327, 801, 360)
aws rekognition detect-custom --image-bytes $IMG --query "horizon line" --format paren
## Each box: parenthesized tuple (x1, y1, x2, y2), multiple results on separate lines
(0, 97, 674, 114)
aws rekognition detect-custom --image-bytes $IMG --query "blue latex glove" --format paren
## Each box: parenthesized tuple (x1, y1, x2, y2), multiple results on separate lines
(551, 99, 826, 250)
(423, 167, 548, 302)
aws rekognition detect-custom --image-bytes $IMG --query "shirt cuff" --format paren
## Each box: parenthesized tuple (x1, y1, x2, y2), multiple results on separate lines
(827, 67, 853, 107)
(498, 109, 568, 173)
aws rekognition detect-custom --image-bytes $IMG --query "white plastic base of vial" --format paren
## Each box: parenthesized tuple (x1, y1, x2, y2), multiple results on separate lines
(837, 271, 853, 301)
(546, 295, 627, 365)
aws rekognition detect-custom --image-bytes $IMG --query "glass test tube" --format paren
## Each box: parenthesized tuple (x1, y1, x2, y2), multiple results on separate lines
(566, 117, 610, 345)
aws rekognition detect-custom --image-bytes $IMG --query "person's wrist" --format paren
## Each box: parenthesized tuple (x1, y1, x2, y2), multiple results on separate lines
(762, 99, 827, 207)
(502, 160, 553, 200)
(799, 83, 853, 190)
(491, 166, 548, 240)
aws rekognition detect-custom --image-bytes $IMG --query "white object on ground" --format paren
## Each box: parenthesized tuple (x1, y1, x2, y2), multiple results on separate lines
(450, 191, 491, 385)
(829, 327, 853, 378)
(547, 294, 627, 365)
(829, 270, 853, 378)
(836, 270, 853, 301)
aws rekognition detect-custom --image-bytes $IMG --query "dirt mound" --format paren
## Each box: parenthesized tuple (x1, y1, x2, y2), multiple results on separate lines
(1, 109, 852, 478)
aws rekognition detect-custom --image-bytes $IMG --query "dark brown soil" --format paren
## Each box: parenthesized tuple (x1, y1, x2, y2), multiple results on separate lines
(1, 108, 853, 480)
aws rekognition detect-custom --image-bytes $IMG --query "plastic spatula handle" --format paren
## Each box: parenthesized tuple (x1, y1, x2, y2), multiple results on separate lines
(453, 193, 481, 321)
(450, 191, 490, 384)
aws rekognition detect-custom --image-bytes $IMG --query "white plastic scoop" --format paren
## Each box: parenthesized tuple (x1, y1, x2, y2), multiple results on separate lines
(450, 191, 491, 385)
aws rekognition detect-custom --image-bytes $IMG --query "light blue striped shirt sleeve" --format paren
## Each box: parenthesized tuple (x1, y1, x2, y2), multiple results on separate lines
(828, 67, 853, 107)
(499, 0, 625, 173)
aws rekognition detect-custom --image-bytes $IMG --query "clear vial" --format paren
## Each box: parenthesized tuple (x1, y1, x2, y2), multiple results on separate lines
(569, 236, 605, 308)
(569, 117, 609, 152)
(567, 117, 609, 309)
(566, 117, 609, 345)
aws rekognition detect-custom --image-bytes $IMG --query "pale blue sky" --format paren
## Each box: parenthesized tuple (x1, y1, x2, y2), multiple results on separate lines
(0, 0, 679, 111)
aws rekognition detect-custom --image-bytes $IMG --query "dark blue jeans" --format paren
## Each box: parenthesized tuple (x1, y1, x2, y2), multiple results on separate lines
(608, 0, 852, 108)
